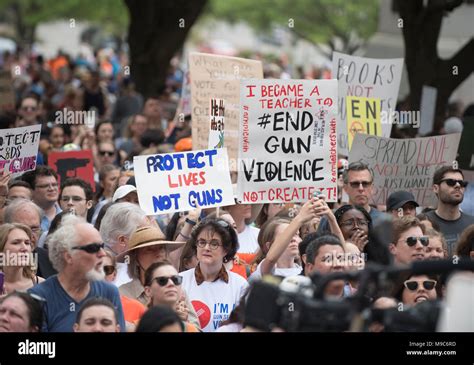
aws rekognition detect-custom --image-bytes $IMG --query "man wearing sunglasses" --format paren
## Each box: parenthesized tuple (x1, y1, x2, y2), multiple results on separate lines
(425, 166, 474, 257)
(389, 216, 427, 265)
(29, 215, 125, 332)
(18, 94, 42, 126)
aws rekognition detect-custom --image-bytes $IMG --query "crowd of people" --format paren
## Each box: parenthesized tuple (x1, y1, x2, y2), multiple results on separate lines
(0, 47, 473, 333)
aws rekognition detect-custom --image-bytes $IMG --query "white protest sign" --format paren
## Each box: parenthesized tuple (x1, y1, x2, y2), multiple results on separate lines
(134, 148, 234, 215)
(349, 133, 461, 207)
(0, 125, 42, 177)
(332, 52, 403, 155)
(208, 98, 225, 149)
(237, 79, 338, 203)
(189, 52, 263, 168)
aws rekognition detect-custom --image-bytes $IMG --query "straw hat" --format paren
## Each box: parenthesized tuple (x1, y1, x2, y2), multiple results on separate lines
(117, 226, 185, 262)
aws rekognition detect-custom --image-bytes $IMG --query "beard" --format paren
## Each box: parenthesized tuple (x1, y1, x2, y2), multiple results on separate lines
(85, 267, 106, 282)
(438, 189, 463, 205)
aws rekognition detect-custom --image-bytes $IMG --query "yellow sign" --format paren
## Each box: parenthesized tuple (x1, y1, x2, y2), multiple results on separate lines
(346, 97, 381, 150)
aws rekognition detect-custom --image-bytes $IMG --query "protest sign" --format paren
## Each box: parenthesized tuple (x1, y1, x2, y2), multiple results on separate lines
(346, 96, 381, 150)
(332, 52, 403, 155)
(48, 150, 95, 191)
(237, 79, 338, 203)
(134, 148, 234, 215)
(0, 71, 15, 110)
(208, 98, 225, 149)
(189, 52, 263, 167)
(0, 125, 41, 177)
(349, 133, 461, 207)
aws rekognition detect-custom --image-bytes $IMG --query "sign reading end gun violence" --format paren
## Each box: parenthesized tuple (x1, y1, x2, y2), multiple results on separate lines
(349, 133, 461, 207)
(134, 148, 234, 215)
(237, 79, 338, 203)
(0, 125, 41, 177)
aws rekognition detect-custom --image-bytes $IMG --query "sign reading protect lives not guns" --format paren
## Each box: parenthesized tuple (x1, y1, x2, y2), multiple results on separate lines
(0, 125, 41, 177)
(134, 148, 234, 215)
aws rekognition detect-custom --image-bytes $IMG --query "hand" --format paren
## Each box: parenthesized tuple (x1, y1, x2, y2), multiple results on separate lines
(0, 169, 11, 206)
(175, 300, 189, 322)
(350, 229, 369, 251)
(295, 199, 319, 225)
(313, 196, 331, 217)
(186, 207, 202, 223)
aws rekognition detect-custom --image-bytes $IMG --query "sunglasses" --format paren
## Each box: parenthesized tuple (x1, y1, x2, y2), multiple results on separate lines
(99, 150, 115, 157)
(440, 179, 468, 188)
(153, 275, 183, 287)
(72, 242, 105, 254)
(103, 265, 116, 275)
(404, 279, 437, 291)
(406, 236, 429, 247)
(349, 181, 372, 189)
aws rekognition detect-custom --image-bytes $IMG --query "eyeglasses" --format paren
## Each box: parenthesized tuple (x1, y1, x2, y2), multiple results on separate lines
(36, 183, 58, 189)
(406, 236, 429, 247)
(196, 239, 223, 250)
(404, 279, 437, 291)
(99, 150, 115, 157)
(60, 196, 87, 203)
(72, 242, 105, 254)
(153, 275, 183, 287)
(348, 181, 372, 189)
(103, 265, 116, 275)
(21, 106, 37, 112)
(440, 179, 468, 188)
(340, 218, 369, 228)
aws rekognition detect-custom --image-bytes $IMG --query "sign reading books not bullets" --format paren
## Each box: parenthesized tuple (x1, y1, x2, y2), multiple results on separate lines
(237, 79, 338, 204)
(134, 148, 234, 215)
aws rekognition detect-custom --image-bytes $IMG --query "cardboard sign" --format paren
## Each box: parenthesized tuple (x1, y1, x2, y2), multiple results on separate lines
(134, 148, 234, 215)
(332, 52, 403, 155)
(349, 133, 461, 207)
(0, 71, 15, 110)
(48, 150, 95, 191)
(346, 96, 382, 150)
(237, 79, 338, 203)
(208, 98, 225, 149)
(0, 125, 41, 177)
(189, 52, 263, 167)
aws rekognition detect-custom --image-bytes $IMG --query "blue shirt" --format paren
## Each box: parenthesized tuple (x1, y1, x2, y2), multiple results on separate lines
(40, 204, 62, 232)
(29, 275, 125, 332)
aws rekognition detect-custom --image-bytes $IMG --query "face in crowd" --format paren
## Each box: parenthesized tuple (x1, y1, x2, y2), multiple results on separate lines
(59, 185, 92, 218)
(33, 175, 59, 208)
(73, 305, 120, 333)
(343, 169, 373, 208)
(390, 225, 427, 265)
(145, 264, 183, 307)
(196, 228, 228, 268)
(401, 275, 438, 306)
(0, 295, 39, 332)
(433, 171, 467, 206)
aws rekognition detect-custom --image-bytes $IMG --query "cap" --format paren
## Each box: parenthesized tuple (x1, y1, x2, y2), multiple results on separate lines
(386, 190, 419, 212)
(112, 185, 137, 202)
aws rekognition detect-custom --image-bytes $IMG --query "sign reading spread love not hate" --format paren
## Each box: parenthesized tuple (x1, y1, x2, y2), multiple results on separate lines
(237, 79, 338, 203)
(0, 125, 41, 177)
(189, 53, 263, 169)
(332, 52, 403, 155)
(134, 148, 234, 215)
(349, 133, 461, 207)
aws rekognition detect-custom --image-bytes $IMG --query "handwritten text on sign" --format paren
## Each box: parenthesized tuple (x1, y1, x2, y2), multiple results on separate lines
(346, 96, 381, 150)
(0, 125, 41, 177)
(134, 148, 234, 215)
(332, 52, 403, 156)
(349, 133, 461, 207)
(238, 79, 338, 203)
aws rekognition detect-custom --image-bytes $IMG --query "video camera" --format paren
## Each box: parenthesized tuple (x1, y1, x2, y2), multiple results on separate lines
(243, 259, 474, 332)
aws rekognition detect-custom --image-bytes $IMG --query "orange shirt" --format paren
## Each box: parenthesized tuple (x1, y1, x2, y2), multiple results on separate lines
(121, 295, 146, 323)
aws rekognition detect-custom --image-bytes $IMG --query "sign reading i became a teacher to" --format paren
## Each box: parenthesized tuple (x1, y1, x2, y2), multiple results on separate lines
(134, 148, 234, 215)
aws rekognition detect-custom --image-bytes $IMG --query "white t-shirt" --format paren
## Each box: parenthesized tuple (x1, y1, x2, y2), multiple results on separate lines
(237, 225, 260, 254)
(180, 268, 249, 332)
(248, 260, 302, 283)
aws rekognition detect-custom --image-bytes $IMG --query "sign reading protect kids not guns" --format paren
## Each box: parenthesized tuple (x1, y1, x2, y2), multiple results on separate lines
(333, 52, 403, 155)
(237, 79, 338, 203)
(0, 125, 41, 177)
(134, 148, 234, 215)
(349, 133, 461, 207)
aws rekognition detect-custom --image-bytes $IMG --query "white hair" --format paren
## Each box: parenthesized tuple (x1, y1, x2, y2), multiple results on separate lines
(47, 215, 87, 272)
(4, 198, 43, 223)
(99, 202, 147, 245)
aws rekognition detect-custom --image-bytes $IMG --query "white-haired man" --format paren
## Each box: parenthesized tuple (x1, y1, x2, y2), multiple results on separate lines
(29, 215, 125, 332)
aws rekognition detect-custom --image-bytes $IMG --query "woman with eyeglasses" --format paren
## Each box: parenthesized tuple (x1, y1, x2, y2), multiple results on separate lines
(392, 273, 441, 307)
(102, 249, 146, 331)
(143, 261, 199, 332)
(0, 291, 43, 332)
(389, 216, 428, 265)
(0, 223, 44, 295)
(180, 218, 249, 332)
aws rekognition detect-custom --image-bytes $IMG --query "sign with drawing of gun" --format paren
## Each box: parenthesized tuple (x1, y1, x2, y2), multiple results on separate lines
(48, 150, 95, 191)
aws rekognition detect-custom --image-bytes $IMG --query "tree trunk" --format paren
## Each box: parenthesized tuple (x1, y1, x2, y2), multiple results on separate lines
(396, 0, 474, 133)
(125, 0, 207, 99)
